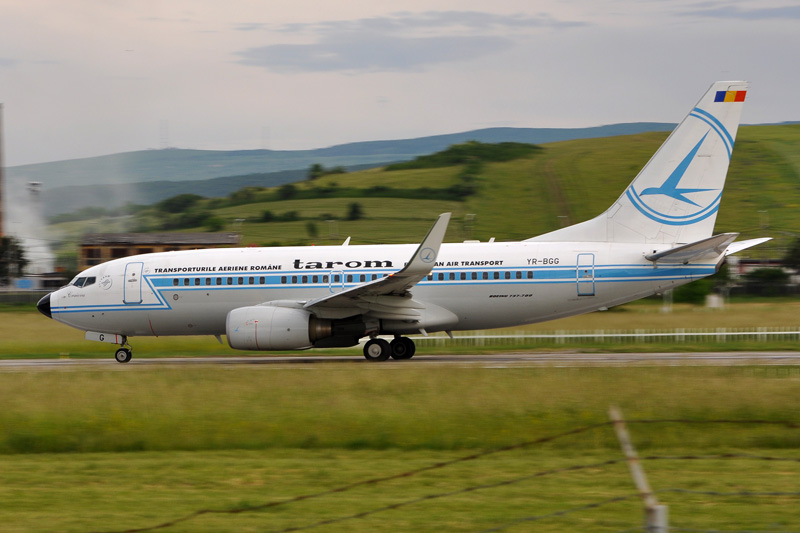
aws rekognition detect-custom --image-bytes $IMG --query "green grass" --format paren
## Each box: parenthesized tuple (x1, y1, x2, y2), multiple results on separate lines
(2, 365, 798, 454)
(0, 365, 799, 531)
(2, 448, 799, 532)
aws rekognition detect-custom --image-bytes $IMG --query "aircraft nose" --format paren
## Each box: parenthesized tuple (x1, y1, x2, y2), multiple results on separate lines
(37, 292, 52, 319)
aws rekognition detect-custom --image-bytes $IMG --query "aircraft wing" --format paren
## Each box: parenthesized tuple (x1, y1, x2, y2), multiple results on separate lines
(302, 213, 451, 319)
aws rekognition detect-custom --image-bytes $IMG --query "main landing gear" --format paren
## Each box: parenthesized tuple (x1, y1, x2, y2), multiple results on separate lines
(363, 336, 416, 362)
(114, 337, 133, 363)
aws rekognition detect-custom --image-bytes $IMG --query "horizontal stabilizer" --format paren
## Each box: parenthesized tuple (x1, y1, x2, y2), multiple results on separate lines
(725, 237, 772, 256)
(645, 233, 738, 264)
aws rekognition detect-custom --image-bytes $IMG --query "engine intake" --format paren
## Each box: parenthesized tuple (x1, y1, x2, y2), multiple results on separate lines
(226, 306, 333, 350)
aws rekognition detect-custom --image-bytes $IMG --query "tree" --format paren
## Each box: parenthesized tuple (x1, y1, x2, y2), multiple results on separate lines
(308, 163, 346, 180)
(305, 221, 319, 239)
(0, 236, 28, 286)
(308, 163, 324, 180)
(742, 267, 789, 297)
(784, 237, 800, 272)
(277, 184, 297, 200)
(346, 202, 363, 221)
(156, 193, 203, 213)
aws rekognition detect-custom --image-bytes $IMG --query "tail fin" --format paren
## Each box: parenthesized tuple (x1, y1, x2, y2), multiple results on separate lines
(528, 81, 748, 245)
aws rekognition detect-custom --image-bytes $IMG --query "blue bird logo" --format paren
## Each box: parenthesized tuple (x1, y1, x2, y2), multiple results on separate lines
(640, 131, 714, 207)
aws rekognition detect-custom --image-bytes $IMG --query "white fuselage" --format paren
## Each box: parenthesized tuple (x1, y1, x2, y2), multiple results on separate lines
(49, 240, 718, 338)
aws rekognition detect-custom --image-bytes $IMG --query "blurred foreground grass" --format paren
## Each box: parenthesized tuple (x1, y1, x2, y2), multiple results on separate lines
(1, 365, 798, 454)
(0, 364, 798, 531)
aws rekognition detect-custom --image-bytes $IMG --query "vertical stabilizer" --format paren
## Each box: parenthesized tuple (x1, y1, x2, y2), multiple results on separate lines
(528, 81, 748, 245)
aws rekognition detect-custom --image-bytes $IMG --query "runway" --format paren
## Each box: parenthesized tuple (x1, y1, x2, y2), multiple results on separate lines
(2, 351, 800, 369)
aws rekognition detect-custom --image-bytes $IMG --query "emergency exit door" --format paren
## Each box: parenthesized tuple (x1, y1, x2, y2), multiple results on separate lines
(576, 253, 595, 296)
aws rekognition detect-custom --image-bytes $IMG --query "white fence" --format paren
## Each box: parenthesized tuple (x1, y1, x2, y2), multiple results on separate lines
(415, 327, 800, 347)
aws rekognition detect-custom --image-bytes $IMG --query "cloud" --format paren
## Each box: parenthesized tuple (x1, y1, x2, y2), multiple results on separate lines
(237, 34, 514, 73)
(0, 57, 17, 67)
(683, 4, 800, 20)
(234, 11, 585, 73)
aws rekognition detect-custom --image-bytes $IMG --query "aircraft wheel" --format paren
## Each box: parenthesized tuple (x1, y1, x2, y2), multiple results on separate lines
(390, 337, 416, 360)
(363, 339, 390, 362)
(115, 348, 132, 364)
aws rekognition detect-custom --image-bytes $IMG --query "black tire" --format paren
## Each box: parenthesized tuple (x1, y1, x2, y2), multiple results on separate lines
(115, 348, 132, 363)
(363, 338, 390, 362)
(390, 337, 416, 360)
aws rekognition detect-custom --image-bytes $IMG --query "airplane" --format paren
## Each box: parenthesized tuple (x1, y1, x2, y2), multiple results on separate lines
(37, 81, 769, 363)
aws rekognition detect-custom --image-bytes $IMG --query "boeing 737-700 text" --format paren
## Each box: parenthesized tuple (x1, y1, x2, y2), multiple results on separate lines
(38, 81, 768, 362)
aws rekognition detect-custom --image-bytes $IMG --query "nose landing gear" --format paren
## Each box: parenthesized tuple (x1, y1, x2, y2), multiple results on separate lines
(114, 337, 133, 363)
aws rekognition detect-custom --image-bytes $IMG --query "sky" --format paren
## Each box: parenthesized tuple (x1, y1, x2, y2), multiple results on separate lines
(1, 0, 798, 167)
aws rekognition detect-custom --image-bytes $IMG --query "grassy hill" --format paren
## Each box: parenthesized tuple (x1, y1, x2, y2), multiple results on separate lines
(49, 124, 800, 268)
(14, 125, 677, 215)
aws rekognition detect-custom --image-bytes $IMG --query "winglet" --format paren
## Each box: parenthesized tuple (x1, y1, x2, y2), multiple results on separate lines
(397, 212, 451, 278)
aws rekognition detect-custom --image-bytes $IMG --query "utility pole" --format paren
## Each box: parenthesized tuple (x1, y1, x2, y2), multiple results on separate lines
(609, 406, 668, 532)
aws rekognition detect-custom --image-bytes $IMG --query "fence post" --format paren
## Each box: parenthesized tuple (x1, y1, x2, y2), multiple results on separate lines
(609, 406, 668, 533)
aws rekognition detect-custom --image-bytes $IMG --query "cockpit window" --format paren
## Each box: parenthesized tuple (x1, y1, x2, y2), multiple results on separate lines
(72, 276, 96, 288)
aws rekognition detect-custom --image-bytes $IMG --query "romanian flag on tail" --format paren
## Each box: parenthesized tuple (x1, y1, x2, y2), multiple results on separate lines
(714, 90, 746, 102)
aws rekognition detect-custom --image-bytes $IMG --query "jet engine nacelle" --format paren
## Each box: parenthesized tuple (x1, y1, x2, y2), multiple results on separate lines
(226, 306, 328, 351)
